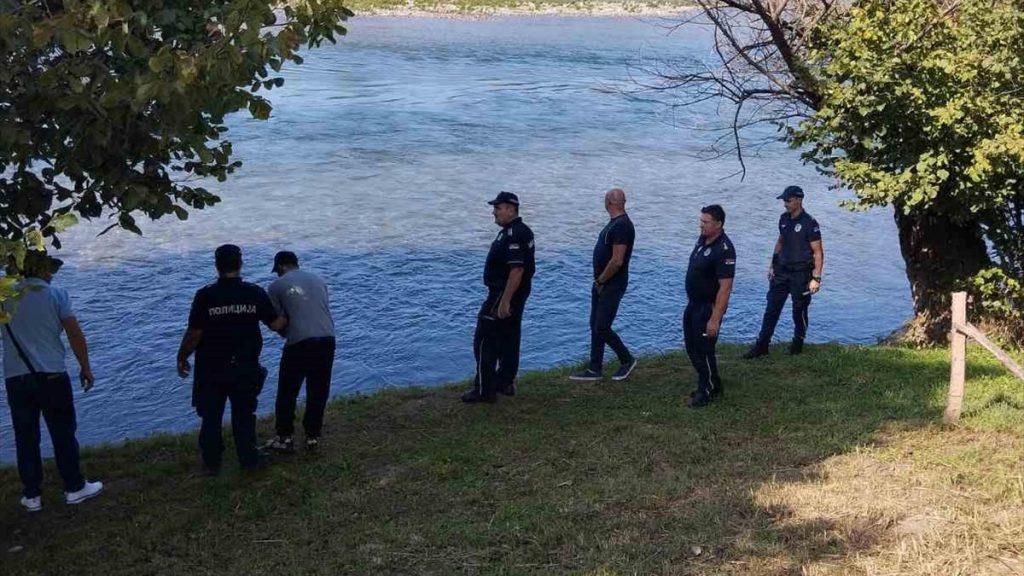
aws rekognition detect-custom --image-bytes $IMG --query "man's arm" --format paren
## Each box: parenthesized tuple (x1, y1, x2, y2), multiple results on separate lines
(809, 239, 824, 294)
(268, 315, 288, 333)
(177, 328, 203, 378)
(768, 235, 782, 280)
(497, 267, 524, 319)
(705, 278, 734, 338)
(595, 244, 627, 287)
(61, 316, 94, 391)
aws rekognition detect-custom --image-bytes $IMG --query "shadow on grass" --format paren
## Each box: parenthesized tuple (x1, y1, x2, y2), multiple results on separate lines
(0, 344, 1021, 575)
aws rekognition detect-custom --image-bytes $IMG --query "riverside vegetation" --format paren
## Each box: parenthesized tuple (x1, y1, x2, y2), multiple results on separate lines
(1, 344, 1022, 575)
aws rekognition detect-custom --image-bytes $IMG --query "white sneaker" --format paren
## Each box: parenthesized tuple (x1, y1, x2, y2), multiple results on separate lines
(65, 480, 103, 505)
(20, 496, 41, 512)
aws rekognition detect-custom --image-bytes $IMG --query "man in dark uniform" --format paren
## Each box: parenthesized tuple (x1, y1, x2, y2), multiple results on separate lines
(462, 192, 536, 404)
(683, 205, 736, 408)
(743, 185, 824, 358)
(570, 188, 637, 381)
(176, 244, 287, 474)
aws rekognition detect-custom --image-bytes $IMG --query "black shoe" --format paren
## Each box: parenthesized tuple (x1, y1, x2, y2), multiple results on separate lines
(710, 379, 723, 398)
(461, 389, 497, 404)
(568, 368, 602, 381)
(742, 344, 769, 360)
(498, 380, 516, 396)
(201, 462, 221, 477)
(687, 392, 711, 408)
(241, 454, 272, 472)
(305, 437, 320, 451)
(611, 358, 637, 381)
(789, 339, 804, 355)
(264, 436, 295, 454)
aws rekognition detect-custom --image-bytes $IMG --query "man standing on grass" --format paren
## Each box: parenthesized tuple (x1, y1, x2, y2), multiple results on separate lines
(462, 191, 535, 404)
(263, 251, 336, 454)
(1, 252, 103, 512)
(177, 244, 287, 475)
(743, 185, 824, 358)
(683, 205, 736, 408)
(570, 188, 637, 382)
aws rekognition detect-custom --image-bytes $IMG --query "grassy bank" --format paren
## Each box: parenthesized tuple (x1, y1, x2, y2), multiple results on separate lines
(342, 0, 694, 16)
(2, 344, 1023, 575)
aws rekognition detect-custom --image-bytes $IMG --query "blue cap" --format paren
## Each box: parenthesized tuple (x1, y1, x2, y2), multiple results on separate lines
(487, 191, 520, 206)
(777, 185, 804, 200)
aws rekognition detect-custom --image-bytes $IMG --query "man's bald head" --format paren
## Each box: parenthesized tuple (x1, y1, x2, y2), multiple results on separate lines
(605, 188, 626, 207)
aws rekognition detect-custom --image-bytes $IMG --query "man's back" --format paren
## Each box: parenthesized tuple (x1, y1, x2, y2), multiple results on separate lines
(189, 278, 277, 370)
(1, 278, 70, 378)
(268, 269, 334, 346)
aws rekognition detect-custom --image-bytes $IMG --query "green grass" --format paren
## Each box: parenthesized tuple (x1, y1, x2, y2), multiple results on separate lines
(2, 344, 1023, 575)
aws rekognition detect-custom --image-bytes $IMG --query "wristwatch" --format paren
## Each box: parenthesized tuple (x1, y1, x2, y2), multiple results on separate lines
(811, 276, 822, 283)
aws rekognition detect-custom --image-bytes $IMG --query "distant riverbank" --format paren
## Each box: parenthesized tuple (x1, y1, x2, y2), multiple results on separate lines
(345, 0, 694, 17)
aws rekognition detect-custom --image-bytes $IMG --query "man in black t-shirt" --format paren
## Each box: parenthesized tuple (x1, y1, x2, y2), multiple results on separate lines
(743, 186, 825, 358)
(570, 188, 637, 381)
(463, 192, 536, 403)
(684, 205, 736, 408)
(176, 244, 287, 474)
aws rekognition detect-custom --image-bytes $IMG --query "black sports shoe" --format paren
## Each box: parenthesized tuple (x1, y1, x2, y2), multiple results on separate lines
(461, 389, 497, 404)
(201, 462, 221, 477)
(499, 380, 516, 396)
(687, 392, 711, 408)
(710, 379, 724, 398)
(611, 358, 637, 381)
(568, 369, 602, 381)
(242, 454, 272, 472)
(789, 339, 804, 355)
(264, 436, 295, 454)
(742, 344, 769, 359)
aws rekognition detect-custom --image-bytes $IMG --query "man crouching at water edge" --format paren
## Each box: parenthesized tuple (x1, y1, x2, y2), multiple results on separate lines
(683, 205, 735, 409)
(264, 251, 336, 454)
(1, 252, 103, 512)
(177, 245, 287, 475)
(462, 191, 536, 404)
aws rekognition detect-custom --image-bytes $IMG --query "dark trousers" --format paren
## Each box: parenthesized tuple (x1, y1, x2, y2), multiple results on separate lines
(5, 373, 85, 498)
(683, 302, 720, 398)
(756, 265, 812, 345)
(589, 282, 632, 373)
(276, 336, 336, 439)
(196, 366, 261, 469)
(473, 287, 530, 397)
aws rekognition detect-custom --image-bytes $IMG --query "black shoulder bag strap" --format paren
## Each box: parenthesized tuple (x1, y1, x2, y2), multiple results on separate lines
(4, 324, 40, 376)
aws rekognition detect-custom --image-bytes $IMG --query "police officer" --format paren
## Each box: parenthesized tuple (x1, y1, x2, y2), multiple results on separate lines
(462, 192, 536, 403)
(176, 244, 287, 474)
(743, 185, 824, 358)
(569, 188, 637, 381)
(683, 205, 736, 408)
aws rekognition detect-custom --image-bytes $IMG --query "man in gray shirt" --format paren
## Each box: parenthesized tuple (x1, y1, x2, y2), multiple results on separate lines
(264, 251, 336, 452)
(1, 253, 103, 512)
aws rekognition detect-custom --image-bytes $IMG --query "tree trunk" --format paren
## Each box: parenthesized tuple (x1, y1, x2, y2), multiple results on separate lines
(892, 204, 990, 344)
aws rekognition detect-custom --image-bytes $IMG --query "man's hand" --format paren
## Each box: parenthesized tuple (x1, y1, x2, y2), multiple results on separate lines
(79, 368, 95, 392)
(705, 317, 721, 339)
(177, 358, 191, 378)
(497, 300, 512, 319)
(594, 280, 604, 296)
(767, 265, 775, 281)
(808, 278, 821, 294)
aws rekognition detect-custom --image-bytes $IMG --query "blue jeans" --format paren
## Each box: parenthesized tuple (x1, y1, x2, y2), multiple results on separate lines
(5, 372, 85, 498)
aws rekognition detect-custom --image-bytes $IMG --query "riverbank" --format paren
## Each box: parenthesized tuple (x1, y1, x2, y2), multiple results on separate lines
(3, 344, 1022, 574)
(344, 0, 695, 17)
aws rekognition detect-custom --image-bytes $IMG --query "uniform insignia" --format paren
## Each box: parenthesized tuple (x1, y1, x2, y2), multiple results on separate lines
(703, 248, 711, 256)
(509, 243, 520, 249)
(795, 224, 802, 232)
(724, 259, 735, 265)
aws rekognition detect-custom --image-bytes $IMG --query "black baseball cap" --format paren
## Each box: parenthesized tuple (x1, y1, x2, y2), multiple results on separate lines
(21, 251, 63, 276)
(487, 191, 520, 206)
(777, 185, 804, 200)
(271, 250, 299, 273)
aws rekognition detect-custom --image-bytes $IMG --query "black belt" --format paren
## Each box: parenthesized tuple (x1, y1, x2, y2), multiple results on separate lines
(6, 372, 66, 384)
(778, 261, 813, 272)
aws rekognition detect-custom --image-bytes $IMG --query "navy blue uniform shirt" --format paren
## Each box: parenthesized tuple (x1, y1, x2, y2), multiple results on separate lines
(484, 217, 536, 289)
(593, 214, 635, 284)
(685, 232, 736, 303)
(777, 211, 821, 266)
(188, 277, 277, 371)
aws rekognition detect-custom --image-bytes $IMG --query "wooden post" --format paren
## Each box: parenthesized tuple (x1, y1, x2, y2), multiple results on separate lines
(944, 292, 968, 424)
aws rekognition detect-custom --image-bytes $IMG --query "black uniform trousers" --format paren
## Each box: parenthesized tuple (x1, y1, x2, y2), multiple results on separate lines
(683, 301, 721, 399)
(195, 362, 262, 469)
(756, 264, 813, 345)
(473, 286, 530, 397)
(276, 336, 336, 439)
(589, 281, 632, 373)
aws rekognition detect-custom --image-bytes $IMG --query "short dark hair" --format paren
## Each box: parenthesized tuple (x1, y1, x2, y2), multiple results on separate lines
(701, 204, 726, 225)
(214, 244, 242, 274)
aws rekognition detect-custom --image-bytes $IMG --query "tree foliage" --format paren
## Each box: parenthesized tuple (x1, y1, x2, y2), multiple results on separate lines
(0, 0, 351, 286)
